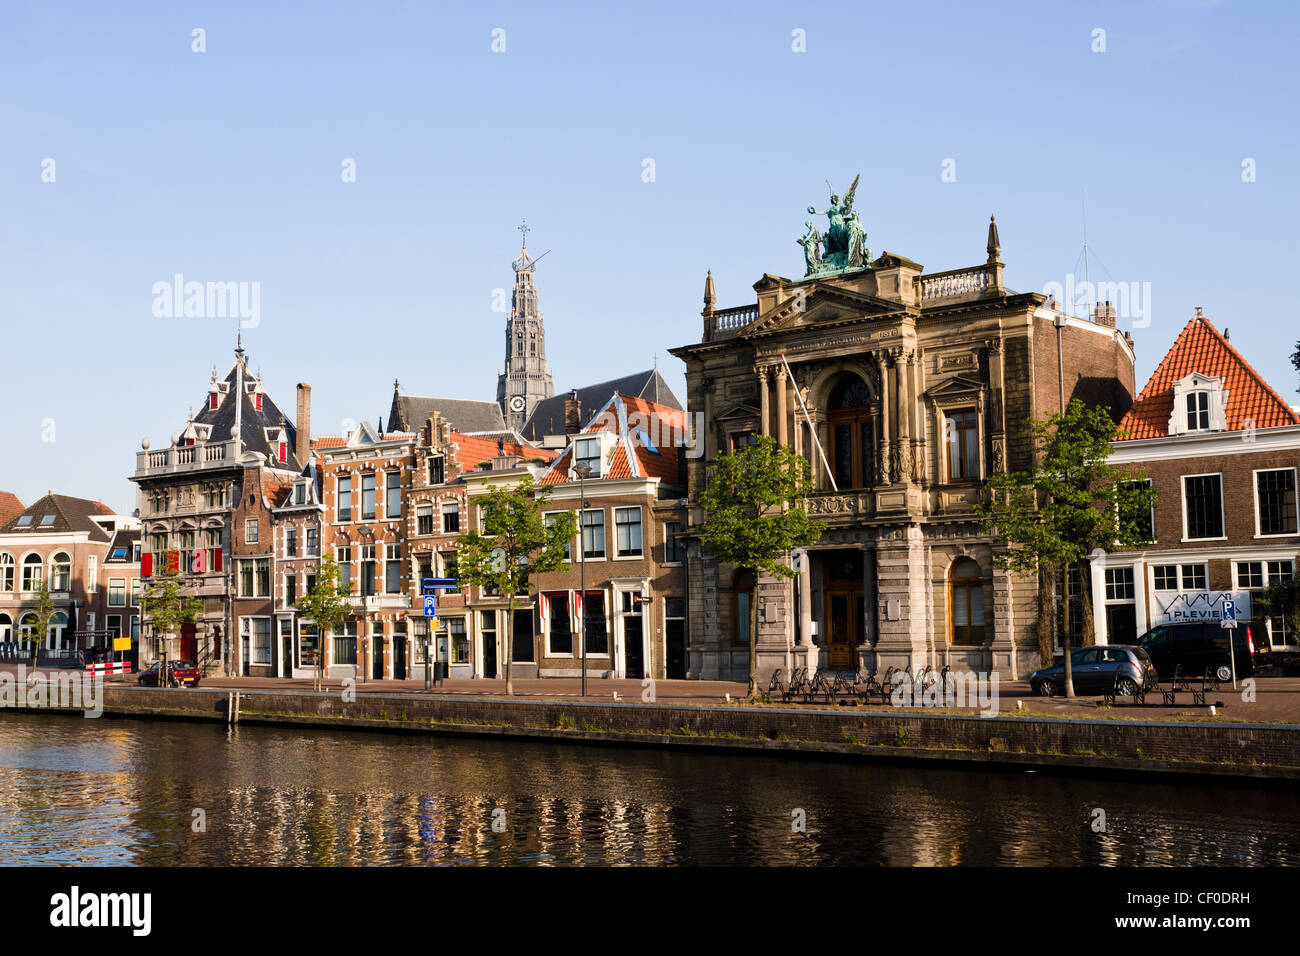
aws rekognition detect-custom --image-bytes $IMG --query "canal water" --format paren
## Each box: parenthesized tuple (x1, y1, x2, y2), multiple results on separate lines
(0, 712, 1293, 866)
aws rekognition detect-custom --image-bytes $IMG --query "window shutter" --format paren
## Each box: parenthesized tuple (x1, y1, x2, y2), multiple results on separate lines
(167, 551, 180, 574)
(279, 442, 287, 462)
(141, 553, 153, 577)
(213, 548, 223, 572)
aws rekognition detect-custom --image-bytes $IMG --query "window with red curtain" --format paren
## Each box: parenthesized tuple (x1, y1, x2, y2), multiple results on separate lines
(210, 393, 218, 410)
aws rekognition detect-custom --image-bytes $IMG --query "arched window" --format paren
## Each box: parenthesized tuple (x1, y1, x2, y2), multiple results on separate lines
(828, 374, 875, 489)
(18, 612, 38, 641)
(949, 557, 986, 646)
(50, 552, 71, 592)
(0, 554, 13, 593)
(0, 613, 11, 641)
(48, 611, 68, 650)
(21, 554, 42, 592)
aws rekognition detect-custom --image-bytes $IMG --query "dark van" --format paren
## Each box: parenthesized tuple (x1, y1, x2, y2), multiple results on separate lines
(1136, 621, 1267, 681)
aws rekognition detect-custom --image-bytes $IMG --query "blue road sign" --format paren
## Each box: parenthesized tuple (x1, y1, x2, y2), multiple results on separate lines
(1222, 598, 1236, 621)
(423, 595, 437, 618)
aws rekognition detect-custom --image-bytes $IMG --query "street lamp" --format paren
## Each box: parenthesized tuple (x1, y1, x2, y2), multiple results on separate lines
(574, 463, 593, 697)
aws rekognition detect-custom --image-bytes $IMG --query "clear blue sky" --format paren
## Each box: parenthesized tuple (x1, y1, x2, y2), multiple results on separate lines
(3, 0, 1297, 513)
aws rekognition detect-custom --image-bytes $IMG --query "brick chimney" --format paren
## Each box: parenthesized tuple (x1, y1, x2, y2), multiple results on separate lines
(564, 389, 582, 435)
(1093, 300, 1116, 328)
(295, 383, 311, 464)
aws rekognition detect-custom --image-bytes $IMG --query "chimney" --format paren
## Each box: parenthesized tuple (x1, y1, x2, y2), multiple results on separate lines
(295, 383, 312, 464)
(1093, 300, 1116, 328)
(564, 389, 582, 435)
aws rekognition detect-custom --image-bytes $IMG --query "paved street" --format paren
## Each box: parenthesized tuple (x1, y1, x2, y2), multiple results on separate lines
(9, 664, 1300, 724)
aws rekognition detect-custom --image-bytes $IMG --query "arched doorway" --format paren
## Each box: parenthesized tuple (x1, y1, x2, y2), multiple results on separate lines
(949, 558, 986, 646)
(827, 374, 875, 490)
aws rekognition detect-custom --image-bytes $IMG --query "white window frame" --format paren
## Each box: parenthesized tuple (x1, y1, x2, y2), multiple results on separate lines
(1253, 466, 1299, 539)
(542, 590, 576, 658)
(87, 555, 97, 594)
(613, 506, 643, 560)
(108, 577, 127, 607)
(1181, 472, 1226, 542)
(662, 521, 684, 566)
(542, 510, 573, 561)
(245, 517, 259, 545)
(1150, 562, 1209, 593)
(580, 508, 606, 560)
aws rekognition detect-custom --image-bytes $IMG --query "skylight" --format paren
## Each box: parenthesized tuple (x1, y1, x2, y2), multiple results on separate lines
(111, 548, 127, 559)
(16, 515, 31, 527)
(39, 515, 55, 526)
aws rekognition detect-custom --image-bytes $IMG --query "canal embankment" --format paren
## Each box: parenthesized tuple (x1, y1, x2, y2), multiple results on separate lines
(8, 684, 1299, 782)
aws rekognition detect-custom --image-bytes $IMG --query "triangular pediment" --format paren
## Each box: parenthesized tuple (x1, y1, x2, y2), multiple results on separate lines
(347, 420, 381, 447)
(714, 402, 761, 422)
(926, 375, 984, 399)
(740, 284, 902, 338)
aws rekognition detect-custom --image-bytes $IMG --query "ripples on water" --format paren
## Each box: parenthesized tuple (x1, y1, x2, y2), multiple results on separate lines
(0, 713, 1293, 866)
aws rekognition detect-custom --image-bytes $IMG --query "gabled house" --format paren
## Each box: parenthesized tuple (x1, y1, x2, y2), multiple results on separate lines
(1089, 310, 1300, 665)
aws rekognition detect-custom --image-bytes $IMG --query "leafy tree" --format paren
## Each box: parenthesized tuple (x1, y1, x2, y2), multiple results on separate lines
(141, 549, 202, 686)
(455, 474, 576, 696)
(697, 435, 823, 697)
(1260, 577, 1300, 642)
(21, 580, 58, 668)
(1292, 340, 1300, 394)
(294, 556, 354, 691)
(975, 399, 1158, 697)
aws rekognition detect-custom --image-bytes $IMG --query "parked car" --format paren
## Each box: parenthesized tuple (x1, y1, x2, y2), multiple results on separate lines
(137, 660, 202, 688)
(1030, 645, 1157, 697)
(1135, 621, 1266, 682)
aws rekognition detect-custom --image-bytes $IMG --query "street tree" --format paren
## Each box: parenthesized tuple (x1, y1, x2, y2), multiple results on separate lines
(21, 580, 58, 669)
(454, 474, 576, 696)
(1260, 577, 1300, 644)
(294, 556, 354, 691)
(141, 549, 202, 686)
(975, 399, 1158, 697)
(697, 435, 823, 698)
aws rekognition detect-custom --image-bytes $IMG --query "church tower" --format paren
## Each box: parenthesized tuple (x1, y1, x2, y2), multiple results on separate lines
(496, 220, 554, 430)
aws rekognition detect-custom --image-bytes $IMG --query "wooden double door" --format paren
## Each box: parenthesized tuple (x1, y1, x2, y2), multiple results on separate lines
(823, 551, 866, 671)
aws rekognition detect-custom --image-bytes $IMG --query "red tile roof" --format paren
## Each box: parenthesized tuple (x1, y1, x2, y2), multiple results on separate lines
(0, 492, 25, 526)
(1119, 315, 1300, 440)
(311, 436, 346, 449)
(450, 432, 556, 471)
(539, 395, 686, 485)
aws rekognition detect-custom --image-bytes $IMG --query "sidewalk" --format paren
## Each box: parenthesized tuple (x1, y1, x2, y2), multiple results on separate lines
(5, 664, 1299, 723)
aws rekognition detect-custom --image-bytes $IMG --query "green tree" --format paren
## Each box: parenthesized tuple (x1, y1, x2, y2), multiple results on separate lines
(454, 474, 576, 696)
(1260, 576, 1300, 643)
(21, 580, 58, 668)
(975, 399, 1158, 697)
(697, 435, 823, 697)
(142, 549, 202, 686)
(294, 556, 354, 691)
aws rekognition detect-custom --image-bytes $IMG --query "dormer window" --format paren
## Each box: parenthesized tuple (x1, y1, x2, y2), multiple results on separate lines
(278, 441, 288, 463)
(255, 393, 263, 411)
(294, 482, 307, 505)
(1186, 391, 1210, 431)
(575, 437, 602, 477)
(1169, 373, 1227, 435)
(209, 392, 219, 410)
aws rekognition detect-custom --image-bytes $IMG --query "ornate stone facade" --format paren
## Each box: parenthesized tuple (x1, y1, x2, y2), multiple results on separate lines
(671, 214, 1137, 682)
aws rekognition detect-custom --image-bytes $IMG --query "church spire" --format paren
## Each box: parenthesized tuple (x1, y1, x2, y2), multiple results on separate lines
(497, 221, 555, 430)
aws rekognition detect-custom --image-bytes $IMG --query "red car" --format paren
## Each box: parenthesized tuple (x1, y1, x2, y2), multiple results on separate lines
(137, 660, 201, 687)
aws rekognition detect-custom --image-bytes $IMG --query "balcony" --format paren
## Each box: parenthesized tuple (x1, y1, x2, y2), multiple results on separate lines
(919, 266, 990, 303)
(134, 439, 242, 479)
(703, 304, 759, 342)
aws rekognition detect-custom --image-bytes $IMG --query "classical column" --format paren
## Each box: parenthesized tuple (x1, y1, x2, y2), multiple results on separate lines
(775, 364, 789, 447)
(758, 366, 771, 438)
(896, 349, 912, 483)
(876, 353, 891, 484)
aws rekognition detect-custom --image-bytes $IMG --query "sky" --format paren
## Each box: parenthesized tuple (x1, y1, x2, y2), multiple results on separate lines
(2, 0, 1297, 514)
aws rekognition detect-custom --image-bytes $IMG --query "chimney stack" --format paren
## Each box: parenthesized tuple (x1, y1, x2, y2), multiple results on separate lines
(295, 383, 312, 465)
(564, 389, 582, 435)
(1093, 300, 1116, 328)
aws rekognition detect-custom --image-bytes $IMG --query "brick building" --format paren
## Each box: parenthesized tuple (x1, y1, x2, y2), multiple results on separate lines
(670, 213, 1137, 682)
(92, 526, 142, 656)
(270, 457, 325, 677)
(1089, 310, 1300, 665)
(0, 493, 130, 657)
(131, 339, 308, 674)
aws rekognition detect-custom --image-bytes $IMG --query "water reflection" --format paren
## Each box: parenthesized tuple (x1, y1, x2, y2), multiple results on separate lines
(0, 713, 1293, 866)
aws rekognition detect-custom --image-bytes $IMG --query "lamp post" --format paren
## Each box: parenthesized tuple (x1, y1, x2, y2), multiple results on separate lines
(574, 463, 593, 697)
